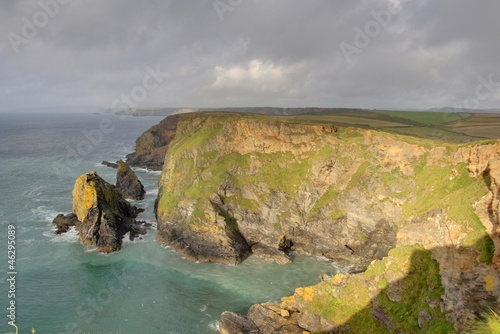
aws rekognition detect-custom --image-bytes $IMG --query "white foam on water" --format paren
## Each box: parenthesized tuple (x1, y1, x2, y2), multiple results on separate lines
(134, 167, 162, 175)
(43, 227, 79, 243)
(208, 320, 220, 332)
(122, 232, 144, 245)
(147, 188, 159, 196)
(23, 238, 36, 244)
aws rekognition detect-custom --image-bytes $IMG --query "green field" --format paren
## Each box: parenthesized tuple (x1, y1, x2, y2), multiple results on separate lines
(284, 109, 500, 143)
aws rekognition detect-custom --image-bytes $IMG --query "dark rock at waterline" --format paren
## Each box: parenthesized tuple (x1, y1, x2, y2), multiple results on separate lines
(52, 213, 79, 234)
(116, 160, 146, 200)
(129, 220, 151, 241)
(102, 160, 119, 169)
(251, 243, 292, 265)
(278, 235, 294, 252)
(219, 312, 260, 334)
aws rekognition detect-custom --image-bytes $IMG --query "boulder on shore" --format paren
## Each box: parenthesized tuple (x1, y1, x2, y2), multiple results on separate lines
(52, 213, 79, 234)
(69, 171, 146, 253)
(116, 160, 146, 200)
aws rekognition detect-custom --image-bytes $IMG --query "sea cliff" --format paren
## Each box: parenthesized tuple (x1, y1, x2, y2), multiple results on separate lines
(151, 113, 499, 332)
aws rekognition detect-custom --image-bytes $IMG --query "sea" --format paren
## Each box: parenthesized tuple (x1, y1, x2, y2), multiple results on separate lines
(0, 112, 341, 334)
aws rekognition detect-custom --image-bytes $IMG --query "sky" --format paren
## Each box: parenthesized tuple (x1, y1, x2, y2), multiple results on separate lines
(1, 0, 500, 112)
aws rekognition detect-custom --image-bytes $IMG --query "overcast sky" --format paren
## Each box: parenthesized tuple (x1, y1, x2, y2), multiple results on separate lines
(1, 0, 500, 112)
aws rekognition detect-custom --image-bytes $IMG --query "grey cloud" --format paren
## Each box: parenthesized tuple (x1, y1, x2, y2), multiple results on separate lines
(0, 0, 499, 112)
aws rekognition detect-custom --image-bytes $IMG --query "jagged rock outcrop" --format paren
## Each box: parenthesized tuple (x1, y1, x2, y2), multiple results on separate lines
(101, 160, 118, 169)
(52, 213, 79, 234)
(70, 171, 147, 253)
(116, 160, 145, 200)
(150, 113, 499, 332)
(126, 114, 182, 170)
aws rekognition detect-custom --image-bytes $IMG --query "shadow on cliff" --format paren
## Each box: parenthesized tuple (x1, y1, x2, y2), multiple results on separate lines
(227, 236, 499, 334)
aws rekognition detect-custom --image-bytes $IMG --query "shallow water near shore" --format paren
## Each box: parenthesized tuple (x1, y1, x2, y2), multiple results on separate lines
(0, 112, 340, 333)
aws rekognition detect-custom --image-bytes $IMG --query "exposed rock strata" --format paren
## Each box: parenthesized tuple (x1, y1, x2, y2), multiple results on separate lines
(68, 171, 147, 252)
(151, 113, 499, 332)
(116, 160, 145, 200)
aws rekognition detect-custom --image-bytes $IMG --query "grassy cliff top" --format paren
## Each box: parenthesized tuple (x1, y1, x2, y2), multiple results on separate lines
(174, 109, 500, 144)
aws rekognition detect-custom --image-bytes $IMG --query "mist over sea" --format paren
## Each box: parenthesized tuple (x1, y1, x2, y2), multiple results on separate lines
(0, 112, 339, 333)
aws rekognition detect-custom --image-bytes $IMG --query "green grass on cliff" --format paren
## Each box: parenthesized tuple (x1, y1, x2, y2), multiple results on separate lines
(473, 310, 500, 334)
(184, 152, 249, 201)
(238, 152, 310, 196)
(346, 161, 371, 190)
(309, 184, 341, 217)
(373, 246, 452, 333)
(403, 162, 493, 263)
(299, 245, 453, 333)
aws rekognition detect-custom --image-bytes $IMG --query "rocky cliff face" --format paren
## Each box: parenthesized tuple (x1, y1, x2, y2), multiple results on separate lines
(126, 114, 182, 170)
(154, 113, 499, 331)
(71, 171, 146, 252)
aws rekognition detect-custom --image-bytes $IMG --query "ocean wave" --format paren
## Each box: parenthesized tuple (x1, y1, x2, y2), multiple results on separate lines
(147, 188, 159, 196)
(84, 247, 97, 253)
(31, 206, 60, 224)
(133, 167, 162, 175)
(42, 227, 78, 243)
(122, 232, 149, 245)
(22, 238, 36, 244)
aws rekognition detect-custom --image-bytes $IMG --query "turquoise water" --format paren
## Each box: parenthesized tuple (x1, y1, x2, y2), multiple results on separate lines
(0, 112, 340, 333)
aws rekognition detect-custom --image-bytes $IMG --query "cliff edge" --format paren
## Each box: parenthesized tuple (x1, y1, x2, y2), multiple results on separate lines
(126, 114, 182, 170)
